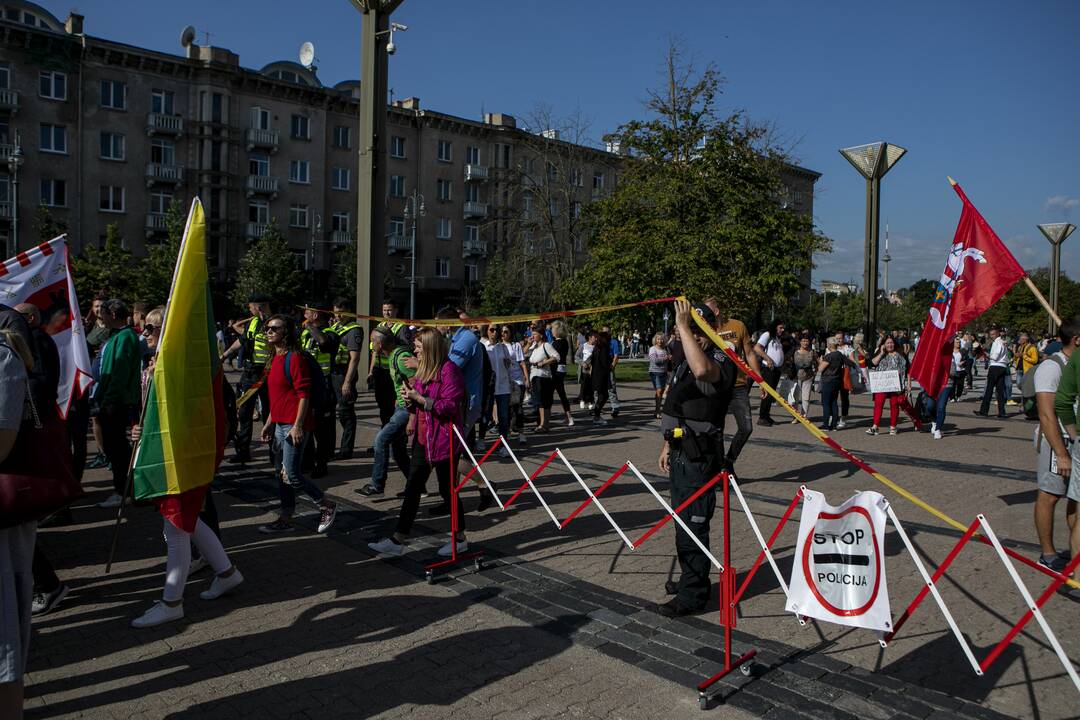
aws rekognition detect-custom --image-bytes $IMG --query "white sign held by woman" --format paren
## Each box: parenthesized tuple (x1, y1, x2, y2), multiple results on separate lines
(868, 369, 901, 394)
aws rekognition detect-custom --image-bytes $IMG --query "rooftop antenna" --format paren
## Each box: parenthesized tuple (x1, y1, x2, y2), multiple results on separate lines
(200, 30, 212, 46)
(299, 41, 317, 71)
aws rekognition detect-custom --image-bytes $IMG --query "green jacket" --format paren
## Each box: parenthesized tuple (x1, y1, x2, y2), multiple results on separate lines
(1054, 350, 1080, 428)
(97, 326, 142, 406)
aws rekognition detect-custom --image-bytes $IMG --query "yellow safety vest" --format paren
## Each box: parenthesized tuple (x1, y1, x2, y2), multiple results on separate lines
(368, 321, 405, 368)
(330, 321, 360, 369)
(300, 328, 334, 375)
(245, 317, 270, 368)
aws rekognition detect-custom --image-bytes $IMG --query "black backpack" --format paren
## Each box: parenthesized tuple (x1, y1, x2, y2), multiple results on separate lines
(283, 350, 331, 413)
(913, 390, 933, 424)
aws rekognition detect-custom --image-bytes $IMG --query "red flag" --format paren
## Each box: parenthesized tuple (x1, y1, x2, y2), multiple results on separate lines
(909, 183, 1026, 398)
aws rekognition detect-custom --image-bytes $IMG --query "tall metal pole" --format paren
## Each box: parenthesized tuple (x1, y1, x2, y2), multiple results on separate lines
(1039, 223, 1077, 336)
(862, 178, 874, 338)
(868, 172, 882, 338)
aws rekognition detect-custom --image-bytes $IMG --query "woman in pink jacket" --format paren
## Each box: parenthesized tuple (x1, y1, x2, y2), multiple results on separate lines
(369, 327, 467, 557)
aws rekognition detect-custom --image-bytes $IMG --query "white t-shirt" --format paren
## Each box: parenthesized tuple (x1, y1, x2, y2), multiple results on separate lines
(488, 341, 511, 395)
(989, 337, 1009, 368)
(504, 341, 526, 385)
(1034, 351, 1069, 475)
(529, 342, 557, 379)
(757, 332, 785, 367)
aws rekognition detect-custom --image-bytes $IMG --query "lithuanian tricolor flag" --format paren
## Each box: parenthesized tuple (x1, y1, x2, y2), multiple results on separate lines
(132, 198, 226, 532)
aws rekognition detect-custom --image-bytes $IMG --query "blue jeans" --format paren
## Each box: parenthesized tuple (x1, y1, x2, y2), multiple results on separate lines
(924, 385, 952, 428)
(819, 378, 841, 429)
(274, 424, 324, 515)
(494, 393, 510, 440)
(370, 406, 411, 491)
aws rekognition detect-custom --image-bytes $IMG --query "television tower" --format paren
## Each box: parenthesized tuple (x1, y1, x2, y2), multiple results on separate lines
(882, 222, 891, 300)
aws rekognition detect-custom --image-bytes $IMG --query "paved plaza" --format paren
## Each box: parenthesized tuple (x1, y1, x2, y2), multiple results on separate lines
(26, 372, 1076, 719)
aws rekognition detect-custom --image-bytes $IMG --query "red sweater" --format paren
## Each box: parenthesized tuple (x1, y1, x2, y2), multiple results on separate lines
(267, 351, 314, 431)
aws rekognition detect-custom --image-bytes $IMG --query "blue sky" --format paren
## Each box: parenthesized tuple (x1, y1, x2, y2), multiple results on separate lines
(68, 0, 1079, 290)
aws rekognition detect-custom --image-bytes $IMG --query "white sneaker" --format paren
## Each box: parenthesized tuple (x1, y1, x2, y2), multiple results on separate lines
(499, 447, 510, 459)
(438, 539, 468, 557)
(189, 556, 209, 574)
(368, 537, 405, 556)
(930, 422, 938, 434)
(579, 401, 587, 410)
(97, 493, 123, 509)
(199, 569, 244, 600)
(131, 600, 184, 628)
(567, 417, 575, 427)
(933, 429, 942, 440)
(835, 421, 847, 430)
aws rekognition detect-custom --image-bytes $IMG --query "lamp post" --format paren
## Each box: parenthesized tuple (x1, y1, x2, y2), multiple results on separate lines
(404, 190, 424, 318)
(1038, 222, 1077, 336)
(308, 213, 323, 298)
(6, 131, 23, 258)
(839, 141, 906, 342)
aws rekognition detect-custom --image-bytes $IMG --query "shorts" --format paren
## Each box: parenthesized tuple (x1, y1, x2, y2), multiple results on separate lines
(1038, 470, 1067, 497)
(0, 522, 35, 683)
(650, 372, 668, 390)
(1069, 444, 1080, 503)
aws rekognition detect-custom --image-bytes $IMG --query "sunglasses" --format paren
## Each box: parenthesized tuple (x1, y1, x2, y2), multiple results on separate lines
(142, 324, 157, 335)
(265, 325, 286, 333)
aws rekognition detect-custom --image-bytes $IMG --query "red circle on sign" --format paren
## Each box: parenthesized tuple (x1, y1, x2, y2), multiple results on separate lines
(800, 505, 881, 617)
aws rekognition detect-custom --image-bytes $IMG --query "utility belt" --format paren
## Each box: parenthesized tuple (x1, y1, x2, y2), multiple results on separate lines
(663, 426, 721, 462)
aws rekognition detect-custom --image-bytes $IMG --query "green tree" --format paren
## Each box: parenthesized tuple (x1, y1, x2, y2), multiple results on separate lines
(71, 223, 137, 306)
(132, 200, 185, 308)
(478, 251, 522, 315)
(331, 234, 357, 302)
(561, 45, 830, 327)
(231, 219, 304, 311)
(34, 205, 68, 243)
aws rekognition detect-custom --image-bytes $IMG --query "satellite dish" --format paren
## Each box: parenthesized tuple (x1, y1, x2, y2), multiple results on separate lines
(180, 25, 196, 49)
(299, 41, 316, 69)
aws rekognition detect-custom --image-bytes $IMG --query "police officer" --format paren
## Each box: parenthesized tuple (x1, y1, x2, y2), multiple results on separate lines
(222, 294, 272, 464)
(656, 299, 734, 617)
(365, 298, 408, 452)
(327, 297, 364, 459)
(300, 305, 339, 478)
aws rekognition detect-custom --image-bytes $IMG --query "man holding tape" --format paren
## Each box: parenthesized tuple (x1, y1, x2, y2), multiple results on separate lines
(656, 299, 735, 617)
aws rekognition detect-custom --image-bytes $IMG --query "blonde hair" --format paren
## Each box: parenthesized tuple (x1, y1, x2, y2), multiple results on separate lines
(653, 332, 665, 346)
(145, 306, 165, 329)
(0, 330, 34, 372)
(414, 327, 449, 384)
(551, 320, 566, 340)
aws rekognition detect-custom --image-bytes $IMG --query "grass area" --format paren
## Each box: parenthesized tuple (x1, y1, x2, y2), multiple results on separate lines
(564, 361, 653, 383)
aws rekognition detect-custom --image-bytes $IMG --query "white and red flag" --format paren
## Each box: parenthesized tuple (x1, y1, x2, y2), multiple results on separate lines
(909, 183, 1026, 398)
(0, 237, 93, 417)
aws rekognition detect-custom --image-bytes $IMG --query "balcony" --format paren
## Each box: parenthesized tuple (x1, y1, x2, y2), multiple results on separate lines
(145, 213, 167, 236)
(246, 222, 269, 240)
(0, 143, 13, 161)
(146, 113, 183, 136)
(330, 230, 354, 246)
(0, 201, 11, 220)
(387, 234, 411, 253)
(0, 89, 19, 113)
(464, 164, 489, 182)
(463, 238, 487, 257)
(246, 175, 279, 197)
(246, 127, 279, 152)
(463, 201, 488, 219)
(145, 163, 184, 185)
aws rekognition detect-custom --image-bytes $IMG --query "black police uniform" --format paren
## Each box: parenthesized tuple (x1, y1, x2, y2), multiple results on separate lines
(234, 316, 271, 462)
(660, 346, 734, 611)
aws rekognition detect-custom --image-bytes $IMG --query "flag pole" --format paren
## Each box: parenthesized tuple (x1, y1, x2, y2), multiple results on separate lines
(947, 177, 1062, 329)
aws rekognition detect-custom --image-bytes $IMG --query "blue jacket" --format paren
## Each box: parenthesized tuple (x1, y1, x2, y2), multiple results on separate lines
(450, 326, 482, 417)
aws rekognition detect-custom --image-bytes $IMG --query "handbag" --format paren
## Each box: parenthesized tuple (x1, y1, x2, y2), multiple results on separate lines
(0, 380, 83, 528)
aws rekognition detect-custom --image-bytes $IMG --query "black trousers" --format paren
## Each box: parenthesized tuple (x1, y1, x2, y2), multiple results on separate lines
(98, 402, 133, 495)
(332, 372, 358, 456)
(592, 378, 609, 419)
(235, 371, 269, 459)
(980, 365, 1008, 416)
(552, 371, 571, 412)
(758, 367, 782, 420)
(67, 393, 89, 481)
(396, 443, 465, 536)
(670, 442, 722, 610)
(373, 367, 395, 425)
(723, 384, 753, 466)
(839, 388, 850, 417)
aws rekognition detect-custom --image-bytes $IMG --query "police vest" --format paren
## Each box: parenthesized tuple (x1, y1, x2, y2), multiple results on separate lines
(329, 322, 360, 369)
(661, 357, 734, 428)
(369, 321, 405, 369)
(244, 317, 270, 369)
(300, 328, 334, 376)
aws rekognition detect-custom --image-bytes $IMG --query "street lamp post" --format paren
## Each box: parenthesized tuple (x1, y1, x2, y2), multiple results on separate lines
(308, 213, 323, 299)
(1038, 222, 1077, 335)
(404, 190, 424, 319)
(7, 131, 23, 258)
(839, 141, 906, 342)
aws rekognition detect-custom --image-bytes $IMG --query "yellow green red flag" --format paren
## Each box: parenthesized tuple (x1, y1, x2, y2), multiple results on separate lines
(132, 198, 225, 529)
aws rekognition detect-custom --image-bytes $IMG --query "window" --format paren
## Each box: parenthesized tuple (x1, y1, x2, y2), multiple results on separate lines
(331, 212, 350, 232)
(0, 63, 9, 90)
(466, 184, 480, 203)
(571, 201, 582, 219)
(437, 218, 452, 240)
(291, 114, 310, 140)
(39, 124, 66, 154)
(570, 168, 583, 187)
(99, 185, 125, 212)
(593, 172, 606, 191)
(331, 167, 350, 191)
(248, 201, 270, 224)
(434, 257, 450, 278)
(495, 143, 512, 169)
(100, 132, 125, 161)
(289, 204, 309, 228)
(389, 175, 405, 198)
(388, 216, 405, 238)
(289, 160, 310, 184)
(437, 140, 452, 162)
(211, 93, 223, 123)
(149, 190, 173, 215)
(466, 225, 479, 243)
(211, 141, 222, 172)
(437, 179, 451, 201)
(249, 154, 269, 176)
(466, 146, 480, 165)
(549, 199, 559, 216)
(521, 191, 533, 219)
(333, 125, 351, 149)
(150, 139, 175, 165)
(0, 176, 8, 203)
(523, 157, 536, 175)
(249, 106, 270, 130)
(39, 71, 66, 100)
(0, 120, 7, 144)
(40, 179, 66, 207)
(547, 162, 558, 181)
(151, 89, 174, 115)
(390, 136, 406, 158)
(100, 80, 126, 110)
(465, 263, 478, 284)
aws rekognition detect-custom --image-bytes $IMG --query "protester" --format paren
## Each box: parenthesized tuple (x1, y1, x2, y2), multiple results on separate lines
(442, 307, 483, 449)
(368, 328, 469, 557)
(975, 326, 1010, 418)
(704, 299, 762, 472)
(600, 325, 622, 418)
(299, 306, 339, 478)
(222, 294, 272, 464)
(486, 327, 513, 458)
(647, 332, 671, 419)
(502, 325, 529, 445)
(549, 320, 574, 426)
(328, 298, 364, 460)
(527, 328, 559, 432)
(836, 330, 855, 421)
(591, 329, 613, 426)
(817, 337, 853, 431)
(923, 337, 963, 440)
(866, 336, 910, 436)
(130, 308, 243, 629)
(357, 324, 414, 497)
(94, 299, 141, 508)
(1015, 331, 1039, 396)
(577, 330, 596, 410)
(753, 319, 786, 426)
(792, 334, 817, 420)
(367, 299, 405, 434)
(256, 315, 337, 535)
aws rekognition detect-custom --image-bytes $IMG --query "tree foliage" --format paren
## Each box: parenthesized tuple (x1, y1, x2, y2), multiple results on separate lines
(130, 200, 185, 309)
(331, 234, 357, 302)
(231, 220, 305, 311)
(560, 44, 830, 328)
(34, 206, 67, 244)
(71, 223, 137, 307)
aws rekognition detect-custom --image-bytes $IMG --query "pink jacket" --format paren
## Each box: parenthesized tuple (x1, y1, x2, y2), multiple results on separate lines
(411, 359, 465, 462)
